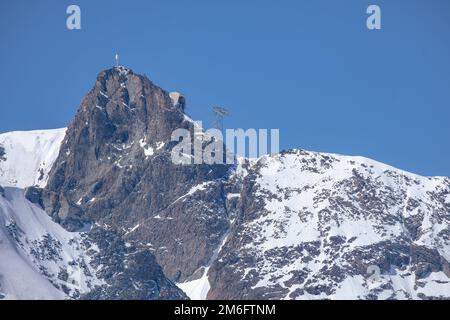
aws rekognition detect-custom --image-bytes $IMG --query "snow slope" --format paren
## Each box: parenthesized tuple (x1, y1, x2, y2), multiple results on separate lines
(208, 149, 450, 299)
(177, 269, 211, 300)
(0, 129, 66, 188)
(0, 187, 103, 300)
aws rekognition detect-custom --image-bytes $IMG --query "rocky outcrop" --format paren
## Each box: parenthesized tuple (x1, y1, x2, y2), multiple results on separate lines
(0, 146, 5, 161)
(82, 226, 187, 300)
(43, 66, 231, 283)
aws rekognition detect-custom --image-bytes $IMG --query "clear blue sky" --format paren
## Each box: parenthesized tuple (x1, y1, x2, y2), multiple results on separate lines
(1, 0, 449, 176)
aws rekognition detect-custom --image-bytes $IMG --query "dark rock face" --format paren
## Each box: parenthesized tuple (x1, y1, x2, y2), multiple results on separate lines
(410, 245, 450, 279)
(82, 227, 187, 300)
(25, 186, 44, 207)
(43, 67, 231, 285)
(0, 146, 5, 161)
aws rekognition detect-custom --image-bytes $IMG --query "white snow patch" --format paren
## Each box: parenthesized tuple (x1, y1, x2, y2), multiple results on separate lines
(169, 92, 182, 107)
(177, 268, 211, 300)
(226, 193, 240, 200)
(178, 229, 230, 300)
(156, 141, 165, 151)
(0, 128, 66, 188)
(183, 114, 194, 123)
(144, 146, 154, 157)
(125, 224, 140, 235)
(170, 181, 215, 207)
(139, 138, 154, 157)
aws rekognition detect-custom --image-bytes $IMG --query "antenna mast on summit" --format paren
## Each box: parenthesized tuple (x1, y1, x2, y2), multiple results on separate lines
(115, 53, 119, 67)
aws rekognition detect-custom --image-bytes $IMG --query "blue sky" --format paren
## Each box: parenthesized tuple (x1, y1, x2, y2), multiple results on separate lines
(1, 0, 449, 176)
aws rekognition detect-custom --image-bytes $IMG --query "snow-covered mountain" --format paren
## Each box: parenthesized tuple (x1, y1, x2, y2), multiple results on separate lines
(0, 186, 102, 299)
(208, 150, 450, 299)
(0, 129, 66, 188)
(1, 66, 449, 300)
(0, 185, 187, 300)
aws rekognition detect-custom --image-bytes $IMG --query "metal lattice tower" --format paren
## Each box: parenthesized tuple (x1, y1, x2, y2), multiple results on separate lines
(212, 107, 229, 132)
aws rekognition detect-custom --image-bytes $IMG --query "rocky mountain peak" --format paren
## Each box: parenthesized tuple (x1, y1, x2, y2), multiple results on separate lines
(37, 67, 231, 283)
(77, 67, 185, 142)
